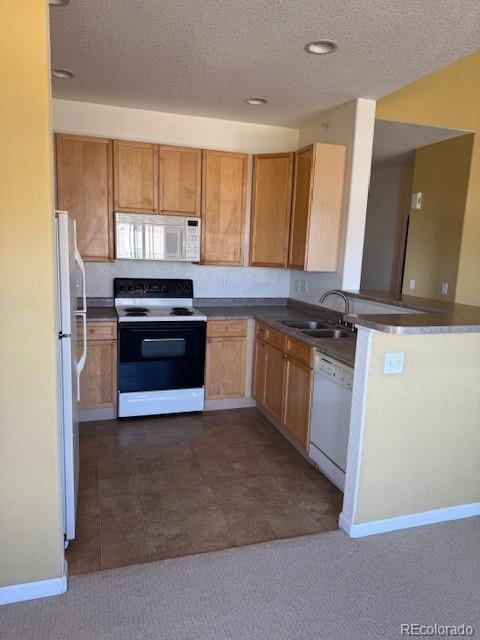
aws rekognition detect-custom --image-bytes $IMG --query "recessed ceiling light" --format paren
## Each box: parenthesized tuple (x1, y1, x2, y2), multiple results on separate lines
(245, 97, 267, 105)
(52, 69, 74, 79)
(49, 0, 70, 5)
(304, 40, 338, 55)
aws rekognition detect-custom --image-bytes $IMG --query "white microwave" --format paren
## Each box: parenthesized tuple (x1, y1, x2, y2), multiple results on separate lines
(115, 212, 201, 262)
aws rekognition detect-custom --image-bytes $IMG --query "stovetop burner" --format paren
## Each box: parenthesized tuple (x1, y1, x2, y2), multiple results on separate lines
(170, 307, 194, 316)
(125, 307, 149, 313)
(125, 311, 149, 316)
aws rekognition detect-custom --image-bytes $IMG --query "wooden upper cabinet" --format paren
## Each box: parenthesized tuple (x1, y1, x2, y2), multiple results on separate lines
(159, 145, 201, 216)
(56, 133, 113, 262)
(289, 143, 346, 271)
(250, 153, 293, 268)
(201, 150, 248, 265)
(113, 140, 158, 213)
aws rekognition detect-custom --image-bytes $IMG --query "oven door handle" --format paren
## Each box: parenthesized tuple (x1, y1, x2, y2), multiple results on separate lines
(142, 338, 184, 343)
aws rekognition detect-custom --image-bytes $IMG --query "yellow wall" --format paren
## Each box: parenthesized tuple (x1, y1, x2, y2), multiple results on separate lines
(377, 51, 480, 306)
(402, 135, 473, 301)
(0, 3, 64, 586)
(354, 331, 480, 524)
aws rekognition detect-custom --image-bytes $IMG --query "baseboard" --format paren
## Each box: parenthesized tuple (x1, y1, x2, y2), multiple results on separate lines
(339, 501, 480, 539)
(204, 397, 256, 411)
(79, 407, 116, 422)
(0, 573, 67, 606)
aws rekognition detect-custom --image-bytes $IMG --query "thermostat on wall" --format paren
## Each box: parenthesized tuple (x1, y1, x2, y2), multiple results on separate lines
(411, 192, 422, 210)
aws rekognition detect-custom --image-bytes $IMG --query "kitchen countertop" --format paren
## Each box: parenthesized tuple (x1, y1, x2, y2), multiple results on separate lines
(343, 290, 480, 334)
(198, 305, 356, 367)
(87, 307, 117, 322)
(86, 302, 356, 367)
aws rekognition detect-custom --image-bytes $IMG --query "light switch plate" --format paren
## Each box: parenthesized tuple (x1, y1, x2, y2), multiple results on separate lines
(384, 352, 405, 375)
(411, 192, 422, 210)
(409, 279, 416, 290)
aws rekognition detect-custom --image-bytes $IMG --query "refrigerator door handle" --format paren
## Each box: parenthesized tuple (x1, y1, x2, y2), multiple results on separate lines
(74, 245, 87, 314)
(75, 311, 87, 401)
(73, 223, 87, 401)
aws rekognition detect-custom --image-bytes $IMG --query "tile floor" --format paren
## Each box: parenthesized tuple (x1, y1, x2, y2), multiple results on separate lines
(67, 408, 343, 574)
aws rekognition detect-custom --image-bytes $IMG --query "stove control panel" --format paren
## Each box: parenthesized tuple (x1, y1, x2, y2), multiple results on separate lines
(114, 278, 194, 298)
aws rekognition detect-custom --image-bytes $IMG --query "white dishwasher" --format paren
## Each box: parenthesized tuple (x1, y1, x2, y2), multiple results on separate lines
(309, 354, 354, 492)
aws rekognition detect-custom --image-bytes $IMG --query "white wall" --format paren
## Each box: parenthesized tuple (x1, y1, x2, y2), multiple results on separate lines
(361, 163, 413, 292)
(85, 261, 290, 299)
(289, 99, 376, 306)
(52, 99, 299, 153)
(53, 99, 298, 299)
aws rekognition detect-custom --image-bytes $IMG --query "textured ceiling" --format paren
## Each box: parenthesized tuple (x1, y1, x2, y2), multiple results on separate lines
(372, 120, 470, 167)
(50, 0, 480, 126)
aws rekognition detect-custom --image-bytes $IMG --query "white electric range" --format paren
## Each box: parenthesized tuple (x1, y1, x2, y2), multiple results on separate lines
(115, 278, 207, 417)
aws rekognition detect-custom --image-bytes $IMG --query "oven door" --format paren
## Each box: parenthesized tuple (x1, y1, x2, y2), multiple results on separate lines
(118, 321, 206, 393)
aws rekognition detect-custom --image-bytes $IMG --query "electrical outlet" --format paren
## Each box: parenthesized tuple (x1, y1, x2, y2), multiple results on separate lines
(409, 279, 416, 290)
(441, 282, 449, 296)
(384, 352, 405, 375)
(300, 280, 307, 293)
(294, 279, 300, 292)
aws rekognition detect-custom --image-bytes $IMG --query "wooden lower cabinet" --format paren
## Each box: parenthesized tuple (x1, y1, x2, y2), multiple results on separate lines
(254, 322, 314, 451)
(205, 320, 247, 399)
(253, 338, 266, 403)
(78, 323, 117, 410)
(284, 356, 313, 448)
(263, 343, 286, 422)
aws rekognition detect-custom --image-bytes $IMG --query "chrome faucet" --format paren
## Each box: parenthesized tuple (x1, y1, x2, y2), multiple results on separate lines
(319, 290, 351, 327)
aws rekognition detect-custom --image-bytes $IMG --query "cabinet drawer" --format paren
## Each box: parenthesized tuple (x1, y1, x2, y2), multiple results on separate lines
(207, 320, 247, 338)
(86, 322, 117, 341)
(255, 322, 268, 341)
(266, 327, 287, 352)
(286, 337, 313, 367)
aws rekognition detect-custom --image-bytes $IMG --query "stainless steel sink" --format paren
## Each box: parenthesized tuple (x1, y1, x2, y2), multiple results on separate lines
(280, 320, 333, 330)
(302, 328, 354, 339)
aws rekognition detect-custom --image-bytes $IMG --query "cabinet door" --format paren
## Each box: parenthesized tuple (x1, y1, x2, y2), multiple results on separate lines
(56, 134, 113, 261)
(205, 337, 246, 399)
(113, 140, 158, 213)
(250, 153, 293, 268)
(159, 145, 201, 216)
(263, 344, 286, 422)
(284, 356, 313, 449)
(304, 143, 346, 271)
(78, 340, 117, 409)
(202, 150, 247, 265)
(253, 338, 267, 405)
(288, 145, 314, 269)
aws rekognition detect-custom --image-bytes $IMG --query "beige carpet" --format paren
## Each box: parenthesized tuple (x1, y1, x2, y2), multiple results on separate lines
(1, 518, 479, 640)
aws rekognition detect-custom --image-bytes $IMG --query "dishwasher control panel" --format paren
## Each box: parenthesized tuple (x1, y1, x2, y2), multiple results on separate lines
(316, 356, 353, 389)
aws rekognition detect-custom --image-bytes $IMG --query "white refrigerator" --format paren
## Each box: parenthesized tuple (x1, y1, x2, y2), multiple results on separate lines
(56, 211, 87, 542)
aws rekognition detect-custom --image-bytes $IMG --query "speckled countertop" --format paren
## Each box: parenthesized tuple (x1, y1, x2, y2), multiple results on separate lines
(86, 301, 357, 367)
(344, 290, 480, 334)
(198, 304, 356, 367)
(86, 307, 117, 322)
